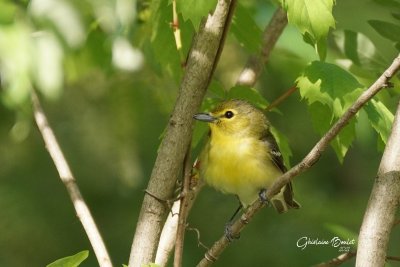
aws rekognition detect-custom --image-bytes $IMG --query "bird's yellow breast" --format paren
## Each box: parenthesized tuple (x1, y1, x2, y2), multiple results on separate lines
(201, 130, 282, 206)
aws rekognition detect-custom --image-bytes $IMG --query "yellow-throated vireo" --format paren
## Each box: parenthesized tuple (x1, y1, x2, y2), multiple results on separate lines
(194, 99, 300, 214)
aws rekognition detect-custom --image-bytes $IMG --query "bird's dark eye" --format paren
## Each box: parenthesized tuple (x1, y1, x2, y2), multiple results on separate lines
(224, 111, 234, 119)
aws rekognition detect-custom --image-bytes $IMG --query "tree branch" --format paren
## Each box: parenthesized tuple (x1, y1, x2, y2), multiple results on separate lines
(128, 1, 236, 266)
(173, 148, 192, 267)
(236, 7, 287, 86)
(196, 54, 400, 267)
(314, 251, 400, 267)
(314, 251, 356, 267)
(154, 6, 287, 266)
(155, 172, 205, 267)
(356, 77, 400, 266)
(31, 91, 113, 267)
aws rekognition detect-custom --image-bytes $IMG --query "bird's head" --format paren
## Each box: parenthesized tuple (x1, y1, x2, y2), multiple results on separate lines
(194, 99, 268, 138)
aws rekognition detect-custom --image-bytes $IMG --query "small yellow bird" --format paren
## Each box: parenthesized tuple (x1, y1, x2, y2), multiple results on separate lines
(194, 99, 300, 214)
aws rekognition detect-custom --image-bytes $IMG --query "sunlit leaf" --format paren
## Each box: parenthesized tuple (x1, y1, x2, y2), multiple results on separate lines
(283, 0, 335, 59)
(297, 61, 363, 110)
(29, 0, 85, 48)
(331, 119, 356, 163)
(299, 62, 363, 162)
(46, 250, 89, 267)
(364, 99, 394, 144)
(0, 22, 33, 107)
(32, 32, 63, 99)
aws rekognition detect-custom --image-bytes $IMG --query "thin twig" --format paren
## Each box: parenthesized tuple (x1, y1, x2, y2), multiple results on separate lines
(196, 55, 400, 267)
(314, 251, 400, 267)
(173, 146, 192, 267)
(314, 251, 356, 267)
(387, 255, 400, 261)
(392, 219, 400, 227)
(266, 85, 297, 111)
(187, 225, 209, 251)
(171, 0, 185, 65)
(236, 7, 287, 86)
(31, 91, 113, 267)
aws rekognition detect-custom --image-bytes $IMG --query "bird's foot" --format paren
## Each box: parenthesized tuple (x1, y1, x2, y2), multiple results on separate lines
(258, 189, 270, 205)
(224, 222, 240, 242)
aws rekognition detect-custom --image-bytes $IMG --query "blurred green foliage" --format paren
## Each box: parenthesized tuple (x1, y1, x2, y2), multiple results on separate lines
(0, 0, 399, 266)
(46, 251, 88, 267)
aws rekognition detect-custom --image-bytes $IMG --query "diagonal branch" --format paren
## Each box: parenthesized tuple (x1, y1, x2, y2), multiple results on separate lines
(31, 91, 113, 267)
(315, 250, 400, 267)
(314, 251, 356, 267)
(196, 55, 400, 267)
(128, 0, 236, 266)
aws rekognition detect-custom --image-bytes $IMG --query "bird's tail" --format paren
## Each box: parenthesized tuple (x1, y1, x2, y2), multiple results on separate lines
(271, 182, 301, 214)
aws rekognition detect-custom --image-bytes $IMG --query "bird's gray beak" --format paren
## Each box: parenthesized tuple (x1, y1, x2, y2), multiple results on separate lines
(193, 113, 217, 123)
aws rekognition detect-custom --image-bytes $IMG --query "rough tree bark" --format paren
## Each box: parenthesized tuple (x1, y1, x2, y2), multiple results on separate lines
(128, 0, 235, 266)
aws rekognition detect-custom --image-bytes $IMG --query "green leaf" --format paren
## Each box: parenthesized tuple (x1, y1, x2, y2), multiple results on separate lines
(395, 42, 400, 51)
(0, 22, 33, 108)
(368, 20, 400, 42)
(142, 263, 161, 267)
(297, 61, 363, 111)
(270, 126, 293, 168)
(46, 251, 89, 267)
(231, 3, 262, 53)
(331, 119, 356, 163)
(343, 30, 361, 65)
(308, 102, 356, 162)
(373, 0, 400, 8)
(177, 0, 217, 29)
(0, 1, 17, 25)
(208, 79, 226, 99)
(316, 37, 327, 61)
(364, 99, 394, 144)
(149, 0, 184, 81)
(298, 62, 363, 161)
(392, 13, 400, 21)
(226, 86, 269, 109)
(283, 0, 335, 58)
(333, 30, 388, 73)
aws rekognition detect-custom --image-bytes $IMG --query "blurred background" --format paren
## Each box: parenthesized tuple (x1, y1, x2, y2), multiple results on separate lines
(0, 0, 399, 266)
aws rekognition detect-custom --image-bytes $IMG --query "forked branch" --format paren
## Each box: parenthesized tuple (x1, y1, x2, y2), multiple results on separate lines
(197, 55, 400, 267)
